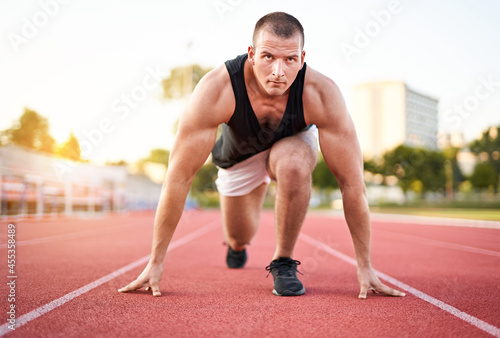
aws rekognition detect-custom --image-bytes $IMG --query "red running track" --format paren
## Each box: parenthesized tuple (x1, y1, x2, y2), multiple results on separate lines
(1, 210, 499, 337)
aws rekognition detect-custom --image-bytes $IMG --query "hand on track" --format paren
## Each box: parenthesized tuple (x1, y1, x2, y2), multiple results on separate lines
(118, 260, 163, 297)
(357, 266, 406, 299)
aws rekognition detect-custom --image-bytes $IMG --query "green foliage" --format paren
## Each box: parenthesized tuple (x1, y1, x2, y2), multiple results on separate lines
(363, 158, 382, 174)
(442, 146, 465, 191)
(135, 148, 169, 176)
(469, 162, 496, 189)
(4, 108, 55, 154)
(382, 145, 446, 194)
(146, 148, 170, 166)
(192, 163, 218, 192)
(191, 163, 219, 206)
(312, 154, 338, 189)
(469, 126, 500, 193)
(469, 126, 500, 155)
(162, 64, 212, 99)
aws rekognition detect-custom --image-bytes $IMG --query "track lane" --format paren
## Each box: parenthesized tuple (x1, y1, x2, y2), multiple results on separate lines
(1, 211, 499, 337)
(368, 220, 500, 328)
(299, 233, 500, 337)
(0, 213, 220, 336)
(298, 213, 500, 336)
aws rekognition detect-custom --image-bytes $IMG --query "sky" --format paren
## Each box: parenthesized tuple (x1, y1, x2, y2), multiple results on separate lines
(1, 0, 500, 164)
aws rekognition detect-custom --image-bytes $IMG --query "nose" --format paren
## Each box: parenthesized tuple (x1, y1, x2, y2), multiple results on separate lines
(272, 59, 284, 78)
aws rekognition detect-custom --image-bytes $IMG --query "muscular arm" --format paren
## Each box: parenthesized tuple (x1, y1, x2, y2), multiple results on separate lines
(304, 68, 405, 299)
(118, 65, 234, 296)
(149, 101, 219, 265)
(312, 82, 371, 268)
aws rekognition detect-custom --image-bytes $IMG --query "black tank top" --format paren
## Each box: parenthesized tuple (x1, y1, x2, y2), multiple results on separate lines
(211, 53, 309, 169)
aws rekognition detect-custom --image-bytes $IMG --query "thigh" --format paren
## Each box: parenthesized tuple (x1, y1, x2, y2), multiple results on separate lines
(215, 150, 271, 197)
(266, 129, 318, 181)
(220, 182, 267, 233)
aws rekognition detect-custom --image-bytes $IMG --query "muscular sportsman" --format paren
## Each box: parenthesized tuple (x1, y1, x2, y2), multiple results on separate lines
(118, 12, 405, 299)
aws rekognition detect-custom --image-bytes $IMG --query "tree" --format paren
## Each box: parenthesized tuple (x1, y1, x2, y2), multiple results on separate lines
(418, 150, 446, 193)
(469, 162, 496, 190)
(57, 132, 81, 161)
(163, 64, 213, 137)
(38, 131, 56, 154)
(188, 162, 219, 206)
(312, 154, 339, 189)
(162, 64, 212, 99)
(4, 108, 55, 154)
(442, 146, 465, 196)
(135, 148, 170, 176)
(192, 163, 218, 193)
(382, 145, 446, 196)
(363, 158, 382, 175)
(146, 148, 170, 166)
(382, 145, 418, 194)
(469, 126, 500, 194)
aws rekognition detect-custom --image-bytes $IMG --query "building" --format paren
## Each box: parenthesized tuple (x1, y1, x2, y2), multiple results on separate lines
(0, 144, 162, 218)
(352, 81, 439, 159)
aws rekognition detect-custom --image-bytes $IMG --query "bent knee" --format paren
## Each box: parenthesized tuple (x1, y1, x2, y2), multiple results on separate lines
(276, 159, 312, 181)
(273, 159, 315, 188)
(269, 146, 317, 179)
(267, 131, 318, 183)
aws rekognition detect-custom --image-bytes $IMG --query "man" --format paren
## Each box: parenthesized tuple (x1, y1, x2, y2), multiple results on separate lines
(118, 12, 405, 299)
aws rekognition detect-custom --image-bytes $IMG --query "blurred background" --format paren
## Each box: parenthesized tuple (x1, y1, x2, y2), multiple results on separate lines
(1, 0, 499, 220)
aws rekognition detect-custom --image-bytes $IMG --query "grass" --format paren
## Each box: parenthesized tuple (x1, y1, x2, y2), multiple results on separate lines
(196, 192, 500, 222)
(369, 207, 500, 221)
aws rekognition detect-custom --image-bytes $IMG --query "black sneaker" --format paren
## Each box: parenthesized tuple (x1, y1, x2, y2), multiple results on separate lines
(226, 246, 247, 269)
(265, 257, 305, 296)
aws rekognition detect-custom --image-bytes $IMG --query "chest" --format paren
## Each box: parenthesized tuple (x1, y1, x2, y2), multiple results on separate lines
(247, 91, 289, 131)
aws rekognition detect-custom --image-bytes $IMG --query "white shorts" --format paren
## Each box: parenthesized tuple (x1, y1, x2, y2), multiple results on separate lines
(215, 125, 318, 197)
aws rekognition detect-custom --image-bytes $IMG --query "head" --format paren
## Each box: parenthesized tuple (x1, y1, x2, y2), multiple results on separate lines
(248, 12, 306, 96)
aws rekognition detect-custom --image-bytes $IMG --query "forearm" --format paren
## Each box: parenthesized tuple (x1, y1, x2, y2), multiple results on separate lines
(150, 172, 193, 264)
(342, 186, 372, 268)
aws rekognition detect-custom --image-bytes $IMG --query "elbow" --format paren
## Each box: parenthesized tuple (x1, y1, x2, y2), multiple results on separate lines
(162, 167, 196, 191)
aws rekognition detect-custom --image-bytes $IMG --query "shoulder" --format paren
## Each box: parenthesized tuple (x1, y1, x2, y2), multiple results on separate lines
(303, 66, 348, 128)
(187, 63, 235, 125)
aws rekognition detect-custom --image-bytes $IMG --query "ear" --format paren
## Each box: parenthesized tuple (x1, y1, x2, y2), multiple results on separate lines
(300, 50, 306, 68)
(248, 45, 256, 65)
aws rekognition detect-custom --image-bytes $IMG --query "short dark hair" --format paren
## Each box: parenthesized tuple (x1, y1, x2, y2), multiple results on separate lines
(252, 12, 304, 50)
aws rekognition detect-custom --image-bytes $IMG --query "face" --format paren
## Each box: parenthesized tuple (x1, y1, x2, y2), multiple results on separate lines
(248, 28, 305, 97)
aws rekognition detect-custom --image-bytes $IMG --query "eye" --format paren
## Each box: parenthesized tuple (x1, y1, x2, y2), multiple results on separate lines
(264, 55, 272, 60)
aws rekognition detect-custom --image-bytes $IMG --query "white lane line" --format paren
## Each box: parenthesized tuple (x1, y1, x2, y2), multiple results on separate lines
(299, 233, 500, 338)
(376, 230, 500, 258)
(0, 218, 220, 336)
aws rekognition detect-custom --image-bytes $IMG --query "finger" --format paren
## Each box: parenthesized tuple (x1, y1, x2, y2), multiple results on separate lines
(150, 282, 161, 297)
(375, 283, 406, 297)
(358, 284, 369, 299)
(390, 288, 406, 297)
(118, 280, 147, 293)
